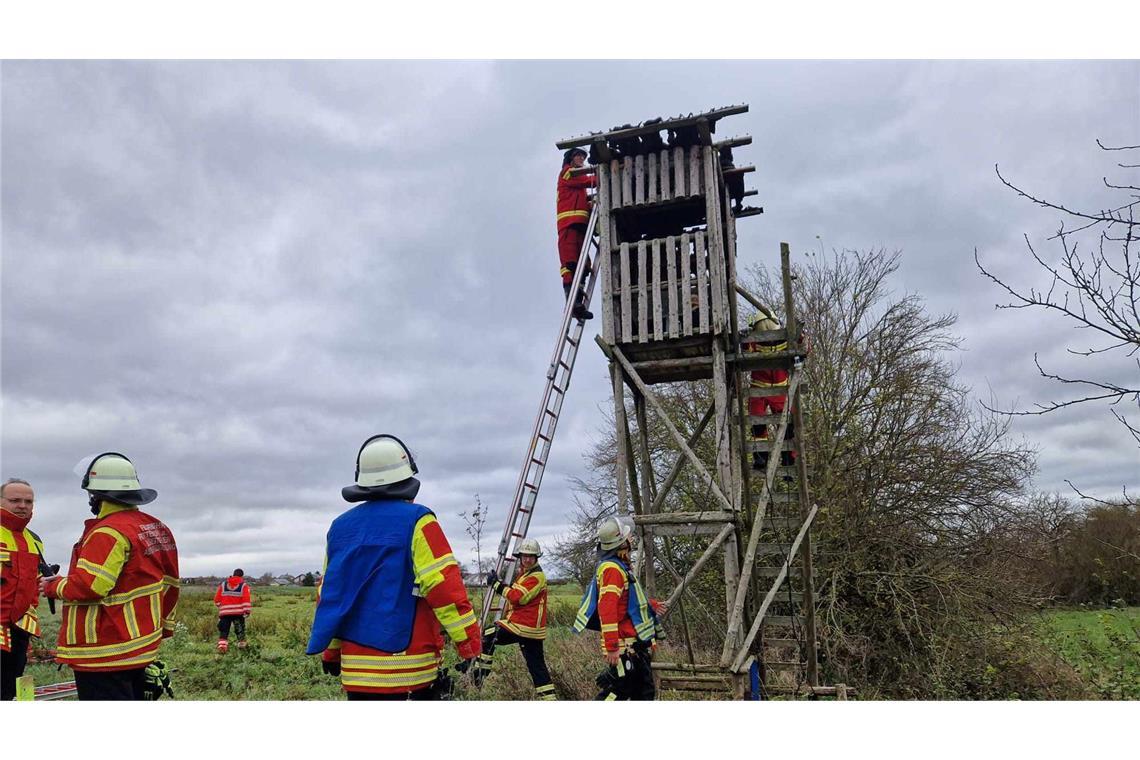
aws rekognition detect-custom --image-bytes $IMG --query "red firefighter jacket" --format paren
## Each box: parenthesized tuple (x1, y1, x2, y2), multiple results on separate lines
(215, 576, 252, 617)
(320, 513, 481, 695)
(595, 559, 662, 653)
(744, 338, 789, 417)
(43, 502, 180, 672)
(1, 509, 42, 651)
(496, 565, 548, 640)
(556, 163, 596, 232)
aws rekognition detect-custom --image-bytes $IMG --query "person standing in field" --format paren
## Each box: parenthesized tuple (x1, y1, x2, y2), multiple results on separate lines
(557, 146, 597, 321)
(307, 434, 481, 700)
(469, 538, 556, 700)
(214, 568, 252, 653)
(1, 478, 44, 701)
(572, 517, 664, 701)
(40, 453, 180, 701)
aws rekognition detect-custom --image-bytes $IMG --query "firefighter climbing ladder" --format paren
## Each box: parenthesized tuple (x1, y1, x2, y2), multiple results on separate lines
(479, 206, 600, 628)
(548, 105, 845, 699)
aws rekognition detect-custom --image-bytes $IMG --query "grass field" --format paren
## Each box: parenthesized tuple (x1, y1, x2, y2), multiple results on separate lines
(1037, 606, 1140, 700)
(21, 587, 1138, 700)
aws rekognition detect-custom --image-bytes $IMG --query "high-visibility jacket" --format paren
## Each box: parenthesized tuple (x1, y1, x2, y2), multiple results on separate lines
(744, 339, 789, 417)
(495, 564, 548, 640)
(314, 505, 481, 695)
(1, 509, 42, 651)
(573, 555, 660, 653)
(42, 502, 180, 672)
(556, 163, 596, 232)
(214, 576, 251, 617)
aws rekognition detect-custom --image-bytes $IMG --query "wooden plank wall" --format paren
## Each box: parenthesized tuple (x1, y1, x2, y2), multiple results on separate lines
(611, 230, 714, 344)
(605, 146, 704, 210)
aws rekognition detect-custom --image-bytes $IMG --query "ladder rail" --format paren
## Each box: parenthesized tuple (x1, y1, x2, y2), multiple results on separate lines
(480, 207, 600, 627)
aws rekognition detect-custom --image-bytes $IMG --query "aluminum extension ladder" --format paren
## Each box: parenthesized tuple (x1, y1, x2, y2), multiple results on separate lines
(479, 205, 600, 629)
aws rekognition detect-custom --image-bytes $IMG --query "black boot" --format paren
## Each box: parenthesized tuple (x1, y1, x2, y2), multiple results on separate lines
(564, 283, 593, 321)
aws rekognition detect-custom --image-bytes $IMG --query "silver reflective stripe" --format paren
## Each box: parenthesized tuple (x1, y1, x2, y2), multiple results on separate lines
(359, 461, 409, 474)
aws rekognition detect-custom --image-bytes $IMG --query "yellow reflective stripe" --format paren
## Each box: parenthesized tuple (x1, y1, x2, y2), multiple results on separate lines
(557, 210, 589, 220)
(341, 670, 438, 688)
(64, 604, 78, 645)
(746, 341, 788, 354)
(71, 651, 156, 669)
(600, 623, 619, 632)
(415, 553, 457, 581)
(150, 594, 161, 629)
(500, 621, 547, 639)
(562, 169, 572, 180)
(100, 580, 165, 606)
(55, 578, 69, 599)
(604, 692, 618, 701)
(123, 601, 141, 639)
(77, 558, 118, 587)
(599, 585, 623, 596)
(340, 652, 439, 669)
(410, 514, 449, 595)
(84, 606, 98, 643)
(515, 572, 546, 605)
(57, 628, 162, 657)
(0, 550, 9, 562)
(442, 608, 476, 635)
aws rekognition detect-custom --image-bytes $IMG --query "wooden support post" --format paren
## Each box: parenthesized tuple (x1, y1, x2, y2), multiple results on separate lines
(634, 392, 658, 598)
(780, 242, 798, 353)
(730, 504, 819, 672)
(597, 163, 614, 344)
(609, 354, 631, 516)
(666, 235, 679, 338)
(597, 339, 734, 514)
(792, 369, 819, 687)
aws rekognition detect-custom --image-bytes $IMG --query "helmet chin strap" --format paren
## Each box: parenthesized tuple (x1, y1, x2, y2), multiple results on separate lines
(89, 493, 102, 515)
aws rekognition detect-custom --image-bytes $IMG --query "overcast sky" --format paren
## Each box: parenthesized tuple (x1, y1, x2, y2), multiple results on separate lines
(2, 60, 1137, 577)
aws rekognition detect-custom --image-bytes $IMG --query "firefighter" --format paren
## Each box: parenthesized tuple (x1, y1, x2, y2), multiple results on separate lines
(215, 568, 252, 653)
(40, 453, 180, 701)
(470, 538, 555, 700)
(557, 146, 597, 321)
(743, 309, 795, 472)
(1, 478, 43, 701)
(307, 434, 481, 700)
(572, 517, 663, 701)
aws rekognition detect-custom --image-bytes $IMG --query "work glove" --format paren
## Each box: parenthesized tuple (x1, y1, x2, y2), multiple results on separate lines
(321, 660, 341, 677)
(486, 569, 499, 587)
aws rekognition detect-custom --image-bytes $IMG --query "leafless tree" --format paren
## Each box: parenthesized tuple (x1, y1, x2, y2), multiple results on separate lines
(975, 140, 1140, 451)
(460, 493, 488, 577)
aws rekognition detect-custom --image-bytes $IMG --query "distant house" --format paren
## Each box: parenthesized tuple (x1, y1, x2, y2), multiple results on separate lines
(271, 575, 298, 586)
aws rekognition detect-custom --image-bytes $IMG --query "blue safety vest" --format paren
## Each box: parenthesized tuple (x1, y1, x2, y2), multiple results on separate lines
(306, 499, 432, 654)
(572, 554, 659, 642)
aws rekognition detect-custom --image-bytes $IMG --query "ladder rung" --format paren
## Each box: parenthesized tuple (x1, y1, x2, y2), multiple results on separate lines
(543, 409, 557, 418)
(511, 532, 524, 538)
(550, 385, 565, 395)
(537, 433, 552, 442)
(566, 336, 579, 346)
(531, 457, 545, 467)
(518, 508, 531, 514)
(524, 483, 537, 490)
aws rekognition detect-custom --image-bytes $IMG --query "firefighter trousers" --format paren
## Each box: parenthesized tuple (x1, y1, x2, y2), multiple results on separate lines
(595, 642, 656, 701)
(74, 667, 148, 701)
(1, 625, 30, 700)
(476, 627, 555, 698)
(218, 614, 246, 641)
(558, 224, 588, 285)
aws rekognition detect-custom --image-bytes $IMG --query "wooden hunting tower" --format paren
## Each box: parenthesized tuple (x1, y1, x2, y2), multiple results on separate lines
(556, 105, 841, 699)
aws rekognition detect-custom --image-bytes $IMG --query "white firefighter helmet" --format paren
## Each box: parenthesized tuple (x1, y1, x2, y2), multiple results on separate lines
(597, 516, 634, 551)
(355, 434, 418, 487)
(514, 538, 542, 557)
(748, 308, 781, 333)
(81, 452, 157, 505)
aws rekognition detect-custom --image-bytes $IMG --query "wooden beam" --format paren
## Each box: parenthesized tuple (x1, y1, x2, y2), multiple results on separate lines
(713, 135, 752, 150)
(597, 338, 734, 514)
(634, 511, 735, 525)
(660, 523, 735, 616)
(731, 504, 819, 672)
(555, 104, 750, 149)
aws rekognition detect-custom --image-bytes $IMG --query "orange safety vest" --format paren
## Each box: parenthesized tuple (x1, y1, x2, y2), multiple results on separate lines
(497, 565, 548, 640)
(45, 504, 180, 672)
